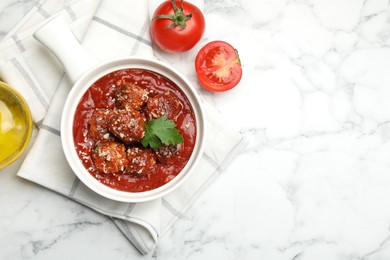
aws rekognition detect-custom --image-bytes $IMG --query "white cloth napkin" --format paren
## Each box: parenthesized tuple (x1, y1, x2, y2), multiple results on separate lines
(0, 0, 248, 255)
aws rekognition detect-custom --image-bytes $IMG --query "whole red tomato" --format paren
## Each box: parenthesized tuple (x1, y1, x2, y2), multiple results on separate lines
(150, 0, 205, 53)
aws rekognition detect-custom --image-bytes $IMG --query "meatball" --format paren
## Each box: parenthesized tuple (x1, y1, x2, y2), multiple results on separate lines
(153, 144, 179, 165)
(88, 108, 115, 142)
(126, 147, 156, 175)
(108, 108, 145, 145)
(92, 141, 128, 174)
(114, 82, 148, 111)
(145, 92, 183, 120)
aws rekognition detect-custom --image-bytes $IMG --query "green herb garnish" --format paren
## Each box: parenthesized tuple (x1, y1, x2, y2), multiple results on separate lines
(141, 116, 184, 149)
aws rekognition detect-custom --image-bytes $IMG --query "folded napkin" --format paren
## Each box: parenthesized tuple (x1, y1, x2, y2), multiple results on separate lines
(0, 0, 247, 255)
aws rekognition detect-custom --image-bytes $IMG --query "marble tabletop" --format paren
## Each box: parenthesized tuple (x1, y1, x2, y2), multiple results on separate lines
(2, 0, 390, 259)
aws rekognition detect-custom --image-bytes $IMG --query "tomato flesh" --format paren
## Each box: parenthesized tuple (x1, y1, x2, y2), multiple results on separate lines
(195, 41, 242, 92)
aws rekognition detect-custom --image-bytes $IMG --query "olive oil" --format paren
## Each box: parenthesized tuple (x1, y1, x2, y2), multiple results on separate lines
(0, 82, 32, 169)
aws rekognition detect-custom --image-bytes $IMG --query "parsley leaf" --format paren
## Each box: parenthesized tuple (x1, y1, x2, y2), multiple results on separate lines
(141, 116, 184, 149)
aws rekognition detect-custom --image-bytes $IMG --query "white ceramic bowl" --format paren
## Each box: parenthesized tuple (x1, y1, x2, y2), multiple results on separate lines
(34, 15, 205, 202)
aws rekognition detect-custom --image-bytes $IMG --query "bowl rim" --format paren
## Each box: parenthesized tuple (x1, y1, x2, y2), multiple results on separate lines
(61, 57, 205, 202)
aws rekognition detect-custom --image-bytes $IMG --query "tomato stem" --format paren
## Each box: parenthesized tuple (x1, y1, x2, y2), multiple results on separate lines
(235, 49, 242, 66)
(152, 0, 192, 29)
(172, 0, 180, 12)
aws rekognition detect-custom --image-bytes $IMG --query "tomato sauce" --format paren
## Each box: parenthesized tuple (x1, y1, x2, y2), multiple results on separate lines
(73, 68, 196, 192)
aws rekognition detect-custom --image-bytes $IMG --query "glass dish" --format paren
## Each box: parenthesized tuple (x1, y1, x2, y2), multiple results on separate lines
(0, 80, 33, 169)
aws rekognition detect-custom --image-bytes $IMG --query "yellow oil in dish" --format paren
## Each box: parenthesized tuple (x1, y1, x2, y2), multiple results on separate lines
(0, 82, 32, 169)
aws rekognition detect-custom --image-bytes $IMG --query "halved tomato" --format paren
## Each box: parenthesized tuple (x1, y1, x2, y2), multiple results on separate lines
(195, 41, 242, 92)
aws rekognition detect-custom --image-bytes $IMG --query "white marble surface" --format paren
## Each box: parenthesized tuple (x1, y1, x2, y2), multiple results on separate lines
(2, 0, 390, 259)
